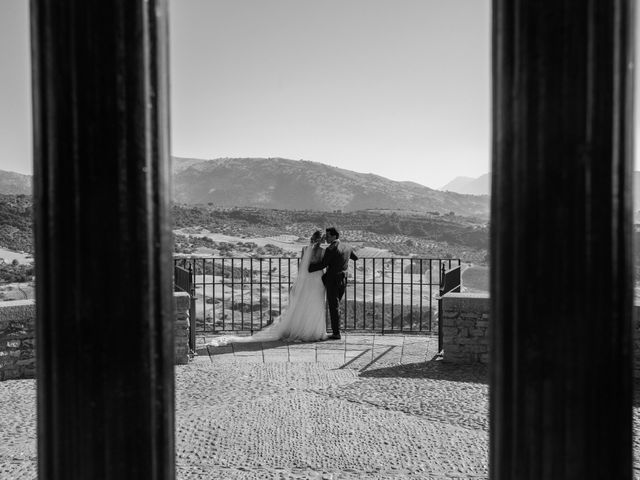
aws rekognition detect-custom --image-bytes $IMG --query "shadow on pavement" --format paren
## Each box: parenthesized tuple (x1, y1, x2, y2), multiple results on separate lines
(359, 359, 489, 385)
(202, 336, 346, 357)
(633, 379, 640, 407)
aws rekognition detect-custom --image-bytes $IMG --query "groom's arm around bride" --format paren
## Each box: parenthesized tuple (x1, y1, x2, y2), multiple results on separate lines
(308, 227, 358, 339)
(308, 227, 358, 277)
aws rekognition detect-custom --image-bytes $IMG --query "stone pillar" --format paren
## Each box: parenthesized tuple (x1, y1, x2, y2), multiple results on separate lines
(174, 293, 190, 365)
(0, 300, 36, 380)
(441, 293, 490, 364)
(634, 306, 640, 378)
(491, 1, 634, 478)
(30, 1, 174, 479)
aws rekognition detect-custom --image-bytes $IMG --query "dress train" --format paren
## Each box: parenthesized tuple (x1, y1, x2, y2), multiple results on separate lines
(208, 245, 327, 346)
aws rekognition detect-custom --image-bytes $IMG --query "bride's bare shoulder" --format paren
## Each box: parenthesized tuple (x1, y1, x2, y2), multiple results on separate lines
(312, 244, 325, 261)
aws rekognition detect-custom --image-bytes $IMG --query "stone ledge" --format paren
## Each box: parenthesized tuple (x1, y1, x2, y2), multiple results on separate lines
(0, 299, 36, 308)
(442, 292, 490, 300)
(0, 300, 36, 323)
(441, 294, 490, 314)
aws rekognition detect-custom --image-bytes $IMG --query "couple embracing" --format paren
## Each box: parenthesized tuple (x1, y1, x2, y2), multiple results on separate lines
(307, 227, 359, 340)
(209, 227, 358, 347)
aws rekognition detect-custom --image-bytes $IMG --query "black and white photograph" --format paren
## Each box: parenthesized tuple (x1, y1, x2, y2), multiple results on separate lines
(0, 0, 638, 478)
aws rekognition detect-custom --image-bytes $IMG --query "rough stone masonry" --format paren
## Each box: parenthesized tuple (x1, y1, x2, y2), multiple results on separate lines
(0, 300, 36, 381)
(441, 293, 490, 365)
(0, 293, 192, 381)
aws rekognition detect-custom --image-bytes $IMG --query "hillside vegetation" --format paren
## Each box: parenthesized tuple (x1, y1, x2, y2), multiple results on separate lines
(172, 204, 488, 262)
(0, 170, 31, 195)
(0, 195, 33, 254)
(0, 195, 489, 265)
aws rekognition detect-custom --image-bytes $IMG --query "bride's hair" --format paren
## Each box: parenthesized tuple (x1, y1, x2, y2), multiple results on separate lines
(311, 230, 322, 242)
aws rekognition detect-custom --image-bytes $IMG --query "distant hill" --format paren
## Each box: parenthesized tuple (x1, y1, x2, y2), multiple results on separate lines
(173, 157, 490, 218)
(635, 172, 640, 216)
(440, 176, 476, 193)
(443, 171, 640, 211)
(0, 159, 489, 217)
(8, 163, 640, 216)
(0, 170, 31, 195)
(440, 174, 490, 196)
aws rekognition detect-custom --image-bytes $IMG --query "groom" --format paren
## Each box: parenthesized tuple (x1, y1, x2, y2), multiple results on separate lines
(308, 227, 358, 340)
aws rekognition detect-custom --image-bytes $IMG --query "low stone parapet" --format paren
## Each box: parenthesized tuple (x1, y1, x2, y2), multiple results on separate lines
(0, 293, 192, 381)
(0, 300, 36, 380)
(441, 293, 490, 364)
(634, 306, 640, 379)
(174, 292, 191, 365)
(442, 296, 640, 371)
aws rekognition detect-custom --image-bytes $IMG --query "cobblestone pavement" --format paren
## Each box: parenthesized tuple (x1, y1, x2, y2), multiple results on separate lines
(1, 334, 638, 479)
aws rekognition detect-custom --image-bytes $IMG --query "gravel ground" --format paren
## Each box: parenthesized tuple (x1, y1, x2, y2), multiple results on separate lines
(1, 335, 638, 479)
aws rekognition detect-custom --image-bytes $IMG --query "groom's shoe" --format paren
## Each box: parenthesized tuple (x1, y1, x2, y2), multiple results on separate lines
(329, 333, 341, 340)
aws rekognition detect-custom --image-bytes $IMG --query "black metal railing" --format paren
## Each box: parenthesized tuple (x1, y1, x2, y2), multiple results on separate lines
(174, 264, 192, 293)
(173, 255, 461, 335)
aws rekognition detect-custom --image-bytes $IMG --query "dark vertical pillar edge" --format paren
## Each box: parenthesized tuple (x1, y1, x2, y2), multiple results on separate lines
(490, 0, 634, 479)
(30, 1, 174, 478)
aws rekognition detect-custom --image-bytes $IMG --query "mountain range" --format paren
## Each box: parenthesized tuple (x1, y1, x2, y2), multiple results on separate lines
(6, 160, 640, 216)
(2, 160, 489, 217)
(440, 174, 491, 195)
(172, 157, 489, 217)
(0, 170, 32, 195)
(440, 173, 640, 214)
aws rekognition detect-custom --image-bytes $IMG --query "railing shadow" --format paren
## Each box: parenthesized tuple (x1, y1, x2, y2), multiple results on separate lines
(203, 336, 340, 357)
(359, 359, 489, 385)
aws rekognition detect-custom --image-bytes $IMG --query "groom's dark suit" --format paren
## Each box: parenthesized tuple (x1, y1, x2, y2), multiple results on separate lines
(308, 240, 358, 336)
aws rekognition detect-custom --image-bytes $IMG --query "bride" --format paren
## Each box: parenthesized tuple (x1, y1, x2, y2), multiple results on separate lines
(208, 230, 328, 346)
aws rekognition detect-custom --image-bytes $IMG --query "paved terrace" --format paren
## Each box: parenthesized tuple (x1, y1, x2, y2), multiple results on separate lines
(2, 334, 640, 479)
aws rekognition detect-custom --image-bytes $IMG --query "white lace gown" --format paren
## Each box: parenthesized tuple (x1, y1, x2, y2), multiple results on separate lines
(208, 245, 328, 346)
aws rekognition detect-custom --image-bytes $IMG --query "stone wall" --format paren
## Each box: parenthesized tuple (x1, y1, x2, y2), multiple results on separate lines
(634, 306, 640, 379)
(0, 293, 192, 381)
(174, 292, 190, 365)
(0, 300, 36, 380)
(442, 296, 640, 371)
(441, 293, 490, 364)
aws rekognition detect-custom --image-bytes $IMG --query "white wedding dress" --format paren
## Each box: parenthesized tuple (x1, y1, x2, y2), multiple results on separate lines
(208, 245, 328, 346)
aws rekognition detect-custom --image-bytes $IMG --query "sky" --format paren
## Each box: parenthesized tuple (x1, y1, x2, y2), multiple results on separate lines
(0, 1, 638, 190)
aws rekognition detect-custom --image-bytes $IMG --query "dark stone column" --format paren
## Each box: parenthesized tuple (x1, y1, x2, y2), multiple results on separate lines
(490, 1, 635, 479)
(30, 1, 173, 479)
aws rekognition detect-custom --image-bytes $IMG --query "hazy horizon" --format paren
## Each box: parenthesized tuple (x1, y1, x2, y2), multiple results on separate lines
(2, 1, 639, 190)
(1, 155, 487, 192)
(0, 0, 490, 190)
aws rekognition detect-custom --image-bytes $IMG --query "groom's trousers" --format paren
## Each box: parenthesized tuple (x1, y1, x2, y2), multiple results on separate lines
(323, 272, 347, 334)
